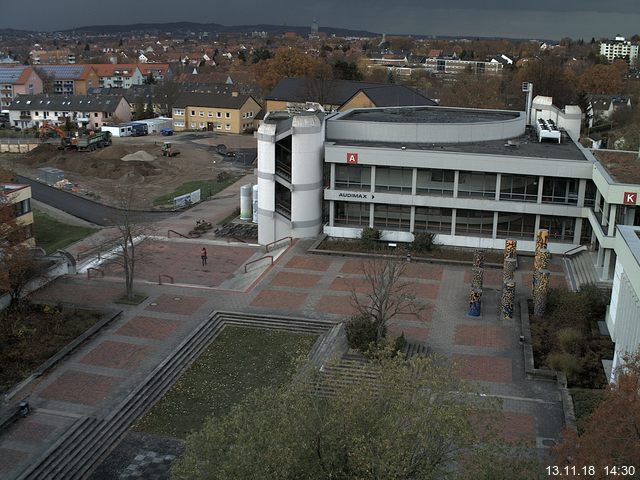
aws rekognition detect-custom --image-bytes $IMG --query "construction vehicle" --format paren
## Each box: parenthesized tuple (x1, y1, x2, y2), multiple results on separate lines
(38, 121, 70, 144)
(75, 131, 112, 151)
(161, 142, 180, 157)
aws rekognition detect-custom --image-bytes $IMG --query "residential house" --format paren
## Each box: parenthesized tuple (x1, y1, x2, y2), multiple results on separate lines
(1, 183, 34, 249)
(30, 48, 76, 64)
(8, 94, 131, 130)
(600, 36, 639, 64)
(91, 64, 145, 89)
(33, 65, 99, 95)
(265, 78, 437, 113)
(172, 92, 261, 133)
(587, 95, 632, 127)
(0, 66, 43, 111)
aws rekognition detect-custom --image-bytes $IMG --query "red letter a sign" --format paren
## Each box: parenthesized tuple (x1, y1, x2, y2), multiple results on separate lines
(347, 152, 358, 164)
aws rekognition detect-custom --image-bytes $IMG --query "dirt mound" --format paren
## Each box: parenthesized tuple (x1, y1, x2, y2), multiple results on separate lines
(21, 144, 161, 179)
(121, 151, 156, 162)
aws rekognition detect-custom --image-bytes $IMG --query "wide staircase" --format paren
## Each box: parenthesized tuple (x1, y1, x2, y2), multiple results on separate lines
(564, 250, 611, 293)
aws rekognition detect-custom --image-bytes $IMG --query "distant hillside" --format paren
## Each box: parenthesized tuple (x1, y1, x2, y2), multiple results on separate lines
(60, 22, 379, 38)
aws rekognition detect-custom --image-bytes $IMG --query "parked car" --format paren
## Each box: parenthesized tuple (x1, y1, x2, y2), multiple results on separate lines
(161, 128, 174, 136)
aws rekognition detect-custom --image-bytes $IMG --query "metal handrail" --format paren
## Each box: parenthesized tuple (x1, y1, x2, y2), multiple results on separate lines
(563, 244, 587, 258)
(244, 255, 273, 273)
(87, 267, 104, 279)
(264, 236, 292, 253)
(167, 229, 189, 239)
(158, 274, 174, 285)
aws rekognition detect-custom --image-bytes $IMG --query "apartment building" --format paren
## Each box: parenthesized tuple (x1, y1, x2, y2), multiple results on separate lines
(0, 183, 35, 249)
(257, 101, 640, 378)
(599, 36, 639, 64)
(34, 65, 99, 95)
(0, 66, 43, 110)
(172, 92, 261, 133)
(7, 94, 131, 129)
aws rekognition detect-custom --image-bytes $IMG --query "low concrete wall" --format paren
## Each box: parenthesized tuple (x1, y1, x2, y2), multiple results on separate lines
(0, 141, 40, 153)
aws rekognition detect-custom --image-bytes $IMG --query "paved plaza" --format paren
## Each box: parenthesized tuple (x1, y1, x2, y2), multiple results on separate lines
(0, 222, 570, 477)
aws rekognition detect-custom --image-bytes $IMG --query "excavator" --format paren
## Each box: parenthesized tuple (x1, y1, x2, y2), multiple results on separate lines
(38, 121, 73, 149)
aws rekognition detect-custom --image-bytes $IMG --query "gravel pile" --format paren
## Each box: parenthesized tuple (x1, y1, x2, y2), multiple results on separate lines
(121, 151, 156, 162)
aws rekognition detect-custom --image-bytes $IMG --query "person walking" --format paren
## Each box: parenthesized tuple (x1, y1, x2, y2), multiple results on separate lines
(201, 247, 208, 266)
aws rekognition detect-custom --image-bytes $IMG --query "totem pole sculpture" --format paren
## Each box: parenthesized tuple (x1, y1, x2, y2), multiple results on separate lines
(501, 239, 517, 320)
(468, 249, 485, 316)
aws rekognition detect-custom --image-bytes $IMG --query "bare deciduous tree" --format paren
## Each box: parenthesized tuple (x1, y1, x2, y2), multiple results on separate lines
(350, 257, 423, 342)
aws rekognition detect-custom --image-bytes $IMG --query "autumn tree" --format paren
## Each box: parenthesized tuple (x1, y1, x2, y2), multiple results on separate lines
(172, 354, 540, 480)
(552, 349, 640, 479)
(511, 58, 579, 106)
(439, 71, 506, 109)
(578, 60, 627, 94)
(250, 47, 329, 92)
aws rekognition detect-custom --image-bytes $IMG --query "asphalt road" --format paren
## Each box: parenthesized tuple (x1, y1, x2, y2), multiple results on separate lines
(18, 175, 177, 226)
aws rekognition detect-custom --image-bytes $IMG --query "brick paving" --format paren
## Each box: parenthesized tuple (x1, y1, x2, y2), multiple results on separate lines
(116, 316, 183, 341)
(453, 354, 513, 383)
(144, 294, 207, 316)
(39, 371, 122, 406)
(0, 449, 28, 476)
(270, 271, 322, 289)
(328, 276, 372, 294)
(387, 322, 429, 344)
(314, 294, 358, 316)
(3, 419, 57, 444)
(32, 281, 121, 306)
(285, 255, 332, 271)
(521, 273, 568, 289)
(401, 263, 443, 281)
(79, 341, 153, 370)
(463, 268, 504, 286)
(454, 325, 511, 348)
(250, 290, 307, 310)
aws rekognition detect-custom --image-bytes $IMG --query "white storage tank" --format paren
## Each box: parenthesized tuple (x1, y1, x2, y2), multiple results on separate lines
(240, 184, 252, 221)
(252, 184, 259, 223)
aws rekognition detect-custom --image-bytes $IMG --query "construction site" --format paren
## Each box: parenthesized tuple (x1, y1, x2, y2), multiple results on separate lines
(0, 132, 257, 209)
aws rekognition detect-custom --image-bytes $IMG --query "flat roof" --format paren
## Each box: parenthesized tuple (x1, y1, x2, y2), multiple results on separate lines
(330, 132, 586, 161)
(339, 107, 520, 124)
(592, 150, 640, 184)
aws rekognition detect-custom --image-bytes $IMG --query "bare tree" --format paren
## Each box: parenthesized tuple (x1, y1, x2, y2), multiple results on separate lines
(108, 185, 155, 301)
(350, 257, 423, 342)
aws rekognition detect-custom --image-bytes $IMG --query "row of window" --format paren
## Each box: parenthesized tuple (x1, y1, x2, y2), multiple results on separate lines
(174, 109, 256, 119)
(334, 165, 585, 206)
(333, 202, 577, 241)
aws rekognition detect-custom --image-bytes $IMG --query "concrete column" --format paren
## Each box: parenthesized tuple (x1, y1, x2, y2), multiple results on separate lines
(495, 173, 501, 201)
(624, 206, 636, 225)
(410, 206, 415, 233)
(601, 200, 609, 227)
(451, 209, 457, 236)
(369, 203, 374, 228)
(537, 176, 544, 204)
(492, 211, 499, 239)
(577, 179, 586, 207)
(595, 190, 602, 213)
(411, 168, 417, 196)
(602, 249, 612, 281)
(453, 170, 460, 198)
(596, 245, 605, 268)
(574, 218, 583, 245)
(370, 166, 376, 194)
(534, 215, 541, 235)
(608, 204, 618, 236)
(330, 163, 336, 189)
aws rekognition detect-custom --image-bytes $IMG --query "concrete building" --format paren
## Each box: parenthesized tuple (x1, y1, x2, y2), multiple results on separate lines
(1, 183, 35, 249)
(257, 101, 640, 380)
(0, 66, 43, 111)
(8, 94, 132, 130)
(599, 36, 639, 64)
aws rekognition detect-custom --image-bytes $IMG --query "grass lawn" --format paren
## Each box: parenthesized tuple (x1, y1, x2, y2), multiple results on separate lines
(133, 326, 317, 439)
(152, 175, 241, 206)
(0, 305, 103, 392)
(33, 209, 97, 253)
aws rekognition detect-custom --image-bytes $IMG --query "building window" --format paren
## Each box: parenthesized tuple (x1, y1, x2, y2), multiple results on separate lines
(216, 124, 222, 129)
(216, 112, 221, 118)
(539, 215, 575, 242)
(199, 111, 204, 117)
(208, 112, 213, 117)
(225, 112, 230, 118)
(542, 177, 579, 205)
(335, 201, 369, 226)
(14, 198, 31, 216)
(199, 122, 205, 128)
(174, 121, 184, 127)
(584, 180, 597, 207)
(174, 109, 184, 116)
(455, 209, 494, 237)
(414, 207, 452, 233)
(416, 169, 454, 196)
(373, 204, 411, 231)
(94, 112, 99, 117)
(191, 110, 196, 116)
(375, 167, 413, 193)
(499, 175, 538, 202)
(457, 171, 497, 198)
(225, 124, 231, 130)
(191, 122, 197, 128)
(496, 212, 536, 239)
(335, 165, 371, 190)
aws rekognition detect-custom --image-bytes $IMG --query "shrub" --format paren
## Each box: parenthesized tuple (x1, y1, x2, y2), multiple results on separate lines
(360, 227, 381, 249)
(345, 314, 380, 352)
(556, 327, 584, 355)
(548, 352, 582, 382)
(412, 231, 436, 253)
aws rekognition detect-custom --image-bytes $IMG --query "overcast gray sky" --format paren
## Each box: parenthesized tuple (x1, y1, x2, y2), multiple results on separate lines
(2, 0, 640, 40)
